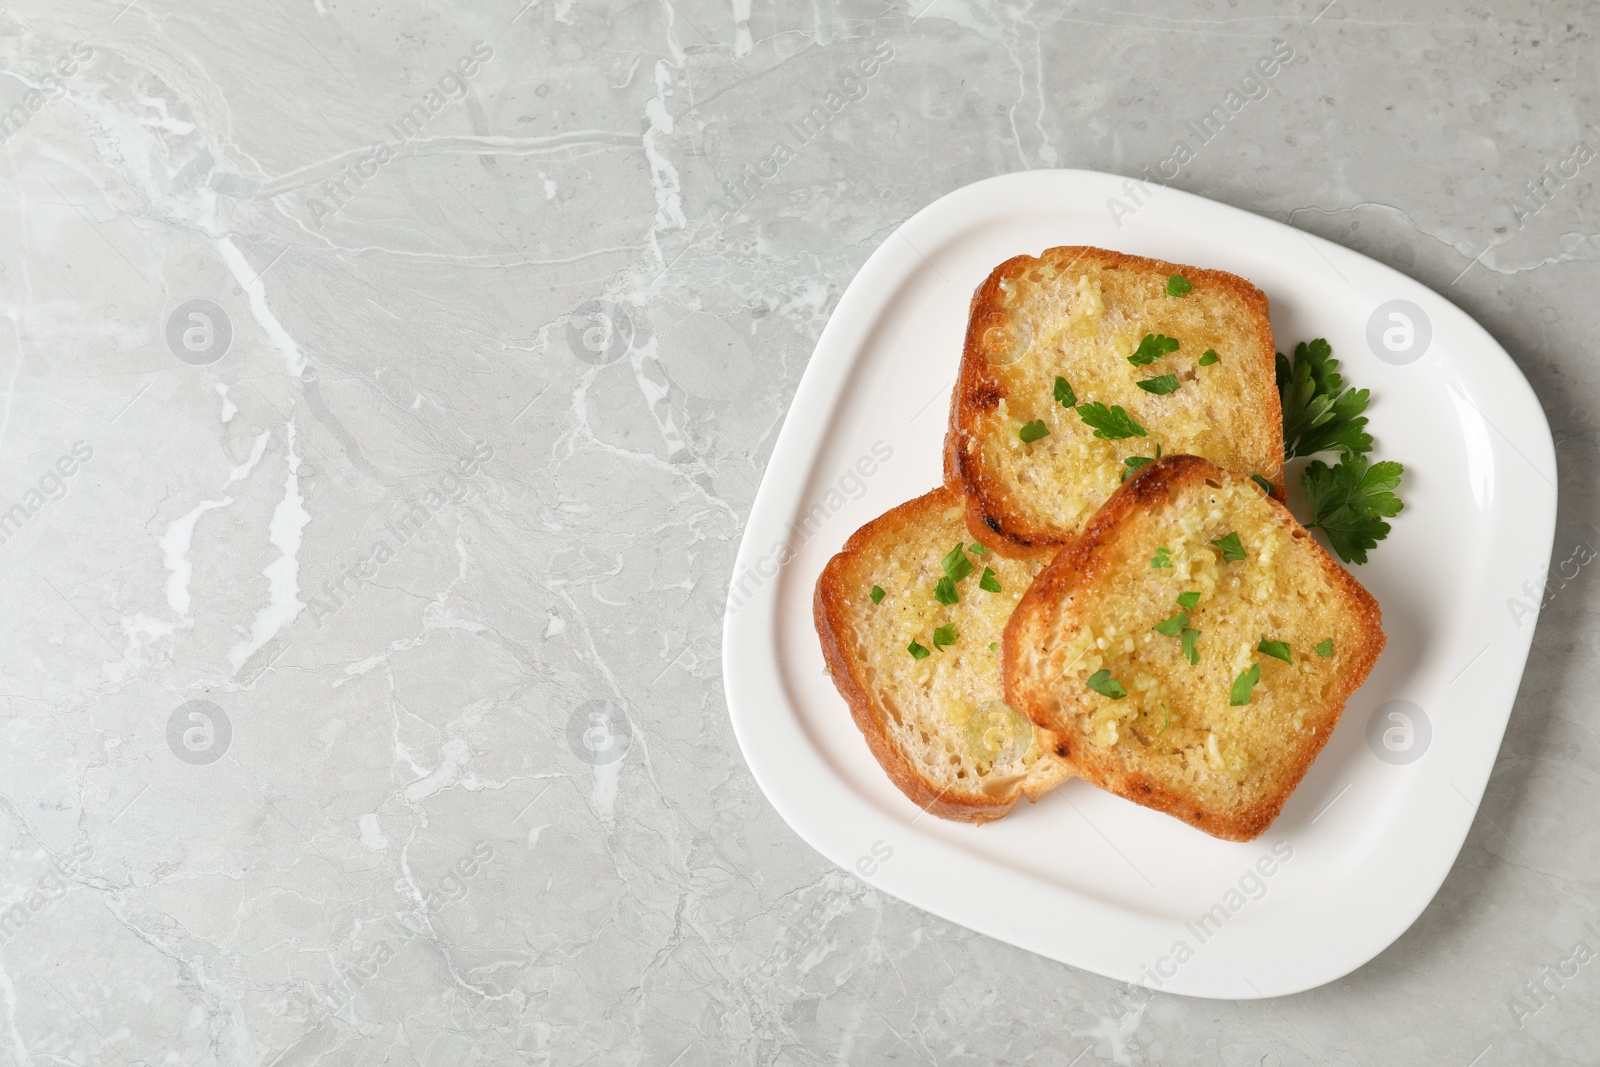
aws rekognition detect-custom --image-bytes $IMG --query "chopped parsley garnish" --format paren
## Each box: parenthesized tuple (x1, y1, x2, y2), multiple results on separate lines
(1136, 373, 1181, 395)
(1250, 474, 1275, 495)
(934, 576, 959, 605)
(1158, 702, 1171, 733)
(1124, 441, 1164, 481)
(1166, 274, 1192, 297)
(1278, 338, 1373, 459)
(1198, 348, 1219, 366)
(978, 567, 1001, 593)
(1302, 453, 1404, 565)
(942, 543, 974, 584)
(1019, 419, 1050, 443)
(989, 641, 999, 652)
(1229, 662, 1261, 706)
(1086, 669, 1127, 699)
(1152, 610, 1188, 638)
(932, 623, 958, 650)
(1315, 638, 1335, 657)
(968, 541, 988, 557)
(1210, 531, 1246, 562)
(1053, 375, 1077, 408)
(1076, 402, 1148, 439)
(1150, 546, 1173, 569)
(908, 640, 930, 660)
(1257, 639, 1293, 664)
(1180, 627, 1201, 665)
(1129, 333, 1181, 367)
(870, 585, 885, 604)
(1176, 591, 1201, 610)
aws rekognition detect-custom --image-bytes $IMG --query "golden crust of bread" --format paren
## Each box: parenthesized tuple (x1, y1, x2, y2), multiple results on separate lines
(1002, 455, 1384, 841)
(814, 486, 1073, 823)
(945, 246, 1285, 558)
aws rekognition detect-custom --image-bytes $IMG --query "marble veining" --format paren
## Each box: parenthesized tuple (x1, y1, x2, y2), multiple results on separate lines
(0, 0, 1596, 1063)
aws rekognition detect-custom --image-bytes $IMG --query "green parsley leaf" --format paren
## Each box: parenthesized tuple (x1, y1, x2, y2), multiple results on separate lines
(1086, 669, 1127, 700)
(1053, 375, 1077, 408)
(1176, 591, 1201, 610)
(934, 576, 958, 605)
(1121, 455, 1154, 482)
(1315, 638, 1335, 657)
(989, 641, 999, 652)
(1210, 531, 1246, 562)
(1166, 274, 1192, 297)
(1180, 627, 1200, 665)
(1129, 333, 1181, 367)
(1076, 402, 1148, 439)
(870, 585, 885, 604)
(1277, 338, 1373, 459)
(1150, 546, 1173, 569)
(1153, 610, 1188, 638)
(1136, 373, 1181, 395)
(1257, 639, 1293, 664)
(1019, 419, 1050, 443)
(941, 543, 974, 584)
(1229, 662, 1261, 706)
(1198, 348, 1219, 366)
(979, 567, 1001, 593)
(1301, 453, 1404, 565)
(968, 541, 989, 557)
(908, 640, 930, 660)
(933, 623, 958, 650)
(1250, 474, 1275, 495)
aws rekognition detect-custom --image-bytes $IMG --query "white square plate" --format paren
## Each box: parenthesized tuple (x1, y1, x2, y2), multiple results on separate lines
(721, 170, 1555, 998)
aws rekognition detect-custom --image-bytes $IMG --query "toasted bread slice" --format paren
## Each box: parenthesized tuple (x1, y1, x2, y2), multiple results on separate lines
(946, 246, 1284, 557)
(1002, 455, 1383, 841)
(815, 486, 1073, 823)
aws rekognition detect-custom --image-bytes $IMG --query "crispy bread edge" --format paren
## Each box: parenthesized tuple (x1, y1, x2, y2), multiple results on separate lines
(815, 485, 1059, 824)
(1002, 454, 1384, 841)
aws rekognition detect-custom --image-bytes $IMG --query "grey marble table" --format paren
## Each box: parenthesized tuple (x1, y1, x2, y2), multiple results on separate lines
(0, 0, 1595, 1063)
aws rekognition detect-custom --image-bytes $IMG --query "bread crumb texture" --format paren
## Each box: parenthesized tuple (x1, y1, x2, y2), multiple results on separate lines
(835, 500, 1059, 798)
(1044, 476, 1365, 815)
(970, 248, 1280, 538)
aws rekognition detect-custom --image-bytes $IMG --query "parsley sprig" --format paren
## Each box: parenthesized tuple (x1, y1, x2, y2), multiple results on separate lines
(1077, 402, 1148, 439)
(1129, 333, 1180, 367)
(1257, 639, 1293, 664)
(1278, 339, 1373, 460)
(1302, 453, 1404, 565)
(1086, 669, 1127, 699)
(1136, 373, 1181, 395)
(1278, 338, 1406, 565)
(1122, 443, 1163, 482)
(941, 543, 974, 584)
(1209, 531, 1246, 562)
(1053, 376, 1077, 408)
(1230, 662, 1261, 706)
